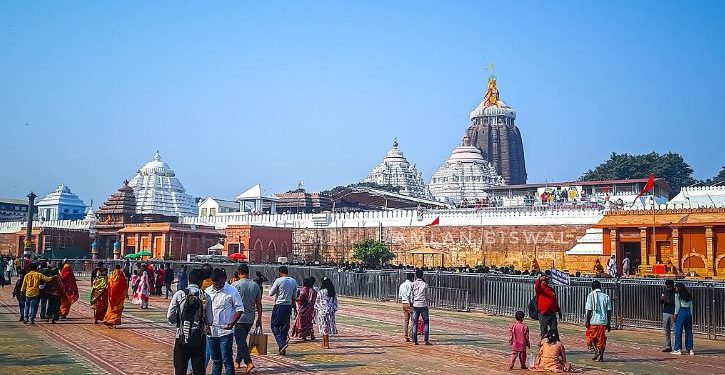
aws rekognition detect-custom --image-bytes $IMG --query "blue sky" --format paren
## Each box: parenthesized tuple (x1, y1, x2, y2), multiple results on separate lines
(1, 1, 724, 206)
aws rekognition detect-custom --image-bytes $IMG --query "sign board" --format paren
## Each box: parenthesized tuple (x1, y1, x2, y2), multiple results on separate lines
(549, 268, 571, 285)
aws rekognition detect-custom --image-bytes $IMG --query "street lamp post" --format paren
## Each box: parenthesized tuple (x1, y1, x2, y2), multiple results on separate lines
(24, 192, 37, 257)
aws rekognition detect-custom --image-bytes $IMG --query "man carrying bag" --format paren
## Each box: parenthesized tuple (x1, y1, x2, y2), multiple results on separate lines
(167, 268, 209, 375)
(248, 325, 268, 356)
(231, 264, 264, 373)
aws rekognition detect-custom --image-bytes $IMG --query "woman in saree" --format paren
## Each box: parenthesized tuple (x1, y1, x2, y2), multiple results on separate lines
(104, 265, 128, 328)
(315, 277, 338, 349)
(132, 267, 150, 309)
(531, 329, 577, 373)
(292, 277, 317, 341)
(90, 268, 109, 324)
(59, 263, 79, 319)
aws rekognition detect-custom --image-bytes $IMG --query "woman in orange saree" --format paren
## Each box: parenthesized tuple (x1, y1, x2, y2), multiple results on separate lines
(104, 265, 128, 328)
(59, 263, 79, 319)
(90, 268, 109, 324)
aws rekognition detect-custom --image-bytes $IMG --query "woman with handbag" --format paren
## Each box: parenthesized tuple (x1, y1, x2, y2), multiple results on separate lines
(315, 277, 338, 349)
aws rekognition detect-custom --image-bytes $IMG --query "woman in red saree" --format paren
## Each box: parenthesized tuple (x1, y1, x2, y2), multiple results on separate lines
(90, 268, 109, 324)
(104, 265, 128, 328)
(291, 277, 317, 341)
(59, 263, 79, 319)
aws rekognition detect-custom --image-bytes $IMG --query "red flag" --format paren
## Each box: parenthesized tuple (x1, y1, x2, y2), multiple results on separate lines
(426, 217, 440, 226)
(631, 174, 655, 207)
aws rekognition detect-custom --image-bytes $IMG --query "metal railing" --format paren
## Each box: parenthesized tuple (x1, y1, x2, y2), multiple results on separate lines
(52, 260, 724, 339)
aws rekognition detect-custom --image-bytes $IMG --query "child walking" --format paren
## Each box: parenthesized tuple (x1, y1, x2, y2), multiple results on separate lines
(509, 310, 530, 370)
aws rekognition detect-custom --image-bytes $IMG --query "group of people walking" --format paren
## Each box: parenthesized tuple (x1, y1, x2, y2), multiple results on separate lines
(167, 264, 339, 375)
(10, 260, 79, 325)
(89, 262, 129, 327)
(506, 272, 697, 372)
(7, 256, 702, 374)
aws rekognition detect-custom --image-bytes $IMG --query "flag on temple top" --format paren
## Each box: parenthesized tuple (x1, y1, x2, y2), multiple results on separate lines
(426, 217, 440, 226)
(549, 269, 570, 285)
(630, 174, 656, 207)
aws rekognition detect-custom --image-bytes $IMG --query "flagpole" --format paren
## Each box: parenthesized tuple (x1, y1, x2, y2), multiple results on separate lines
(652, 190, 656, 269)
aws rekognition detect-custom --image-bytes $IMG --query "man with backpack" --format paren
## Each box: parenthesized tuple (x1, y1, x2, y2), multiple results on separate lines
(167, 268, 209, 375)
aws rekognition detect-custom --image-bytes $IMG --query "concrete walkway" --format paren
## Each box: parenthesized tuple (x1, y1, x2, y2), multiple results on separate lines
(0, 278, 723, 375)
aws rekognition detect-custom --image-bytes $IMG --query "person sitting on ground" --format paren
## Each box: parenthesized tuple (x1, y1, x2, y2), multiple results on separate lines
(531, 329, 575, 372)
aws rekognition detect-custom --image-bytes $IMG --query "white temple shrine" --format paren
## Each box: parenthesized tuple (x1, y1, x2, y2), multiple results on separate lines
(428, 136, 505, 205)
(36, 183, 87, 221)
(363, 138, 431, 199)
(236, 183, 278, 214)
(127, 151, 198, 217)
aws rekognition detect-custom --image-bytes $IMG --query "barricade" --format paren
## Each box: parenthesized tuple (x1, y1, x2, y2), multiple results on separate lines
(51, 260, 724, 339)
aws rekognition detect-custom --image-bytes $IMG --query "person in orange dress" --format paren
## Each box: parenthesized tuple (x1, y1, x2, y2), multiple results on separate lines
(59, 263, 79, 319)
(531, 329, 576, 373)
(104, 265, 129, 328)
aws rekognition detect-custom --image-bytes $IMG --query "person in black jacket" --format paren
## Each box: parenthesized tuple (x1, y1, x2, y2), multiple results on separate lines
(659, 279, 676, 352)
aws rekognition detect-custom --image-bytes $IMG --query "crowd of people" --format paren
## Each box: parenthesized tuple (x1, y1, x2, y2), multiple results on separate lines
(394, 270, 697, 372)
(1, 256, 80, 325)
(2, 254, 701, 374)
(167, 264, 339, 375)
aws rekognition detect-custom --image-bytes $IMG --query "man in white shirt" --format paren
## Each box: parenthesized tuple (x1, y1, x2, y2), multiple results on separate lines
(205, 268, 244, 375)
(607, 255, 617, 278)
(621, 256, 631, 276)
(268, 265, 298, 355)
(409, 269, 431, 345)
(398, 273, 415, 342)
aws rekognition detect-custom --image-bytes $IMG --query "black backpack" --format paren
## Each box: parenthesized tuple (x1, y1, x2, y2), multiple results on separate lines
(528, 294, 539, 320)
(176, 288, 205, 347)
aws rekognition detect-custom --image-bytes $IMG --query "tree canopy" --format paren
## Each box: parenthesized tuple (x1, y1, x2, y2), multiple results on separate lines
(701, 166, 725, 186)
(321, 182, 402, 197)
(352, 239, 395, 266)
(580, 152, 696, 196)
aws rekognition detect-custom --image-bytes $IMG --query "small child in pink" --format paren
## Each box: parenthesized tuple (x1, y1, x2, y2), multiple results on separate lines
(509, 310, 530, 370)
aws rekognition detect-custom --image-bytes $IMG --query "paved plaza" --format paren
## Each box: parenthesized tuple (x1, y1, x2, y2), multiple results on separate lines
(0, 278, 723, 375)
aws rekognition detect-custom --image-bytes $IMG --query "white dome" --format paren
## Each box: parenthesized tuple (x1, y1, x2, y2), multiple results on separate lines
(428, 137, 505, 204)
(364, 139, 432, 199)
(469, 100, 516, 120)
(127, 152, 197, 217)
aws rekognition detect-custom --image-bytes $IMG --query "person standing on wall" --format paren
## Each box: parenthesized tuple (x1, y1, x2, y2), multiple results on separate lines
(535, 271, 561, 337)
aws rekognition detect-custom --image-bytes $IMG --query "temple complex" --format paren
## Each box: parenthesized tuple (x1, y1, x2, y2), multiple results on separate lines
(36, 183, 87, 221)
(95, 181, 137, 258)
(117, 222, 221, 260)
(466, 75, 527, 184)
(127, 151, 197, 217)
(428, 136, 504, 205)
(592, 208, 725, 277)
(363, 139, 431, 198)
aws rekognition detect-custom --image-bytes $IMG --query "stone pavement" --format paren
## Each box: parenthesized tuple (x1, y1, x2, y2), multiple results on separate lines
(0, 278, 724, 375)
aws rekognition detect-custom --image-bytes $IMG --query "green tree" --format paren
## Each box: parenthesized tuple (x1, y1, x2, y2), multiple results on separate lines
(580, 152, 696, 196)
(701, 166, 725, 185)
(352, 239, 395, 266)
(321, 182, 402, 197)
